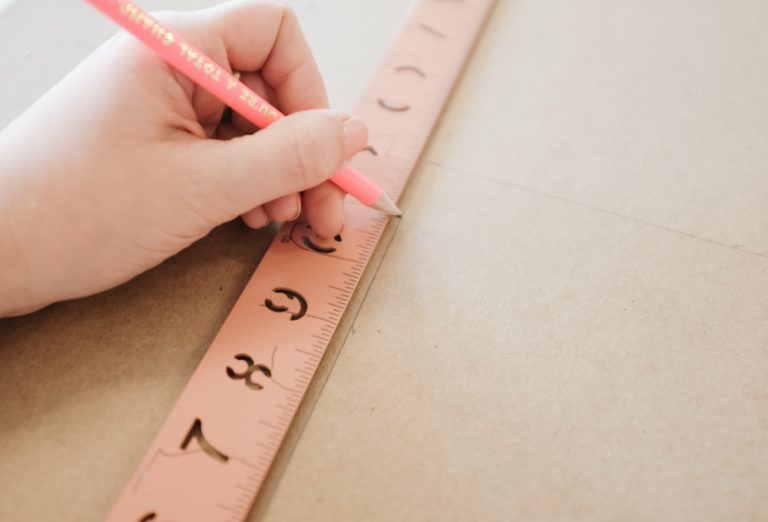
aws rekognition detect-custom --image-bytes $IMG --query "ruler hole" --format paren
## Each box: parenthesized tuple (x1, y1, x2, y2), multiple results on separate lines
(227, 354, 272, 390)
(265, 288, 308, 320)
(180, 418, 229, 463)
(395, 65, 427, 78)
(301, 235, 338, 254)
(378, 98, 411, 112)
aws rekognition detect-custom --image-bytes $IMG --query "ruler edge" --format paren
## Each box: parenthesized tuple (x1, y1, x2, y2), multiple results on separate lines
(243, 2, 500, 519)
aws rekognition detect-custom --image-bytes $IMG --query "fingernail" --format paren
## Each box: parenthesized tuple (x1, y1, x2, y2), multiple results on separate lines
(289, 195, 302, 221)
(343, 116, 368, 160)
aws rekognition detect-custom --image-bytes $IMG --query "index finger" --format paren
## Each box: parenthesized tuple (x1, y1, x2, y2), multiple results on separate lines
(206, 0, 330, 112)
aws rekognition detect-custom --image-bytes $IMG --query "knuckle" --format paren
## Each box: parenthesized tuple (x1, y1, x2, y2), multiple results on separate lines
(274, 1, 297, 20)
(293, 123, 326, 187)
(191, 144, 239, 217)
(223, 0, 290, 19)
(256, 0, 296, 21)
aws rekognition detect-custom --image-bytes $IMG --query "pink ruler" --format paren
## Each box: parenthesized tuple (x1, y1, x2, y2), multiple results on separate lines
(109, 1, 495, 520)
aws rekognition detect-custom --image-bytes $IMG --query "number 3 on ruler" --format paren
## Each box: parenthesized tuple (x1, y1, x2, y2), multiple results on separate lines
(180, 418, 229, 463)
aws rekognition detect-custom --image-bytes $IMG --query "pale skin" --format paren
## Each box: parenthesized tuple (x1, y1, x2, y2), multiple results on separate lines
(0, 1, 369, 317)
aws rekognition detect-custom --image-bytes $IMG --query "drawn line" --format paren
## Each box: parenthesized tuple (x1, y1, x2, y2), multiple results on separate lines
(267, 346, 300, 393)
(272, 380, 297, 393)
(306, 313, 334, 324)
(133, 447, 260, 492)
(426, 160, 768, 261)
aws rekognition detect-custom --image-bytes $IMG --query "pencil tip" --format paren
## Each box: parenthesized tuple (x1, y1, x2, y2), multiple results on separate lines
(372, 193, 402, 217)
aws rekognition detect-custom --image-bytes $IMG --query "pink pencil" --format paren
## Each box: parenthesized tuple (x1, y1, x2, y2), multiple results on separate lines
(85, 0, 402, 217)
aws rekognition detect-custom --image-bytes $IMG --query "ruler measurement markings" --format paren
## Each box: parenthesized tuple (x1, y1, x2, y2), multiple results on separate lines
(295, 348, 320, 358)
(293, 369, 312, 379)
(230, 498, 251, 510)
(216, 503, 245, 515)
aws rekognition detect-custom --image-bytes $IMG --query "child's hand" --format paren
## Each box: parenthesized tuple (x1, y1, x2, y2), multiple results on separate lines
(0, 1, 368, 316)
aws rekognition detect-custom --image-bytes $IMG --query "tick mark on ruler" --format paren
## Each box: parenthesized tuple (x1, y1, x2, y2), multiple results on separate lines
(216, 503, 244, 515)
(418, 22, 447, 38)
(258, 419, 283, 431)
(304, 313, 334, 324)
(328, 285, 351, 295)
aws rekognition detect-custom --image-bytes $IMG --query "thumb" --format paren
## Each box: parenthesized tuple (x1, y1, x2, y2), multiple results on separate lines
(190, 109, 368, 221)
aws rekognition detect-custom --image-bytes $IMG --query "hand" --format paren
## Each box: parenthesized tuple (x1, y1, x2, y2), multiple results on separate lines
(0, 1, 368, 316)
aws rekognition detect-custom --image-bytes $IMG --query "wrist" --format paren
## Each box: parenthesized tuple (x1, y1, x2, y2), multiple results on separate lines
(0, 144, 37, 317)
